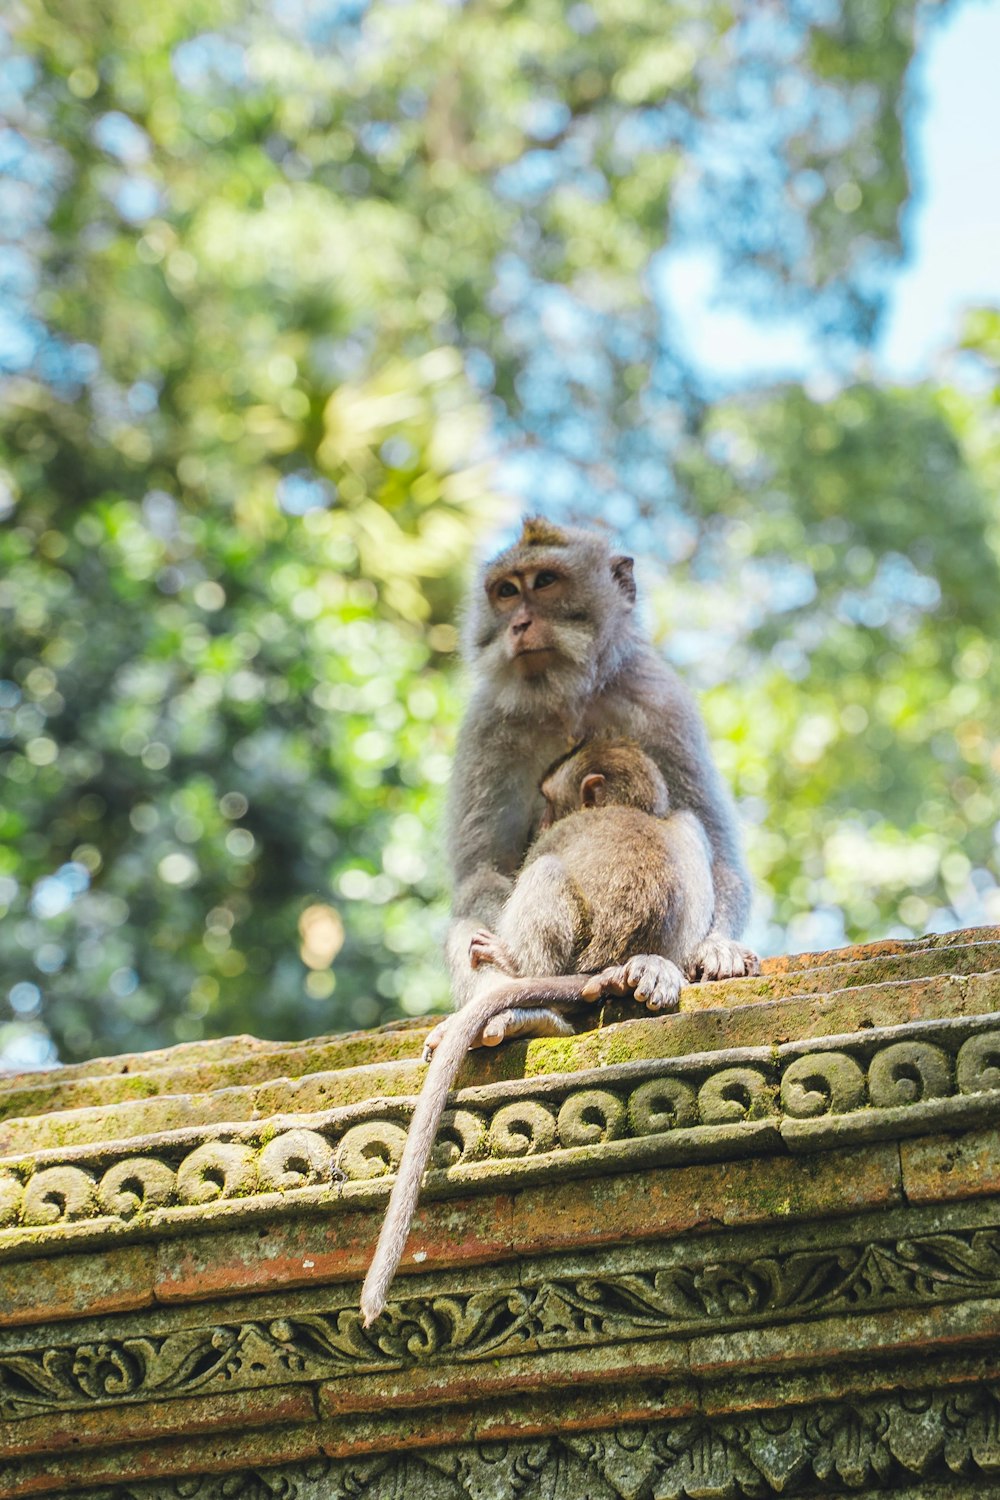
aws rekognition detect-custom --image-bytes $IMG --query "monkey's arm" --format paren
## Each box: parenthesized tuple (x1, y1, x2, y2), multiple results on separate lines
(445, 710, 545, 1005)
(359, 973, 593, 1326)
(635, 666, 759, 978)
(445, 869, 515, 1007)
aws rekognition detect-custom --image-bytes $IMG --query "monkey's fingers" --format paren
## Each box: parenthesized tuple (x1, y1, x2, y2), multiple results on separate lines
(480, 1006, 575, 1045)
(686, 937, 761, 983)
(468, 929, 518, 973)
(581, 957, 682, 1012)
(626, 954, 683, 1013)
(468, 929, 498, 968)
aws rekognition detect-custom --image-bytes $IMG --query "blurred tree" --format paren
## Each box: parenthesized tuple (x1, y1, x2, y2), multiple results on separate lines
(666, 372, 1000, 953)
(0, 0, 995, 1066)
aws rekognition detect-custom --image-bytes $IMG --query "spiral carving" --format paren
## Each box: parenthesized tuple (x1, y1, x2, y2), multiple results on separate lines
(70, 1343, 142, 1400)
(558, 1089, 627, 1148)
(867, 1041, 951, 1108)
(488, 1101, 558, 1158)
(956, 1031, 1000, 1096)
(628, 1077, 698, 1136)
(699, 1068, 774, 1125)
(429, 1109, 488, 1170)
(98, 1158, 176, 1220)
(176, 1142, 257, 1205)
(0, 1171, 22, 1227)
(258, 1129, 334, 1192)
(22, 1166, 97, 1225)
(336, 1121, 408, 1181)
(780, 1052, 865, 1118)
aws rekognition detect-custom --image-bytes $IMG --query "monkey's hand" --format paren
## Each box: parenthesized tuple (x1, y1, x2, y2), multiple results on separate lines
(468, 929, 518, 974)
(685, 936, 760, 982)
(581, 954, 684, 1013)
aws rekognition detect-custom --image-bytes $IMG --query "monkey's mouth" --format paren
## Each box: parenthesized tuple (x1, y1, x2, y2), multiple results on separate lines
(511, 646, 559, 677)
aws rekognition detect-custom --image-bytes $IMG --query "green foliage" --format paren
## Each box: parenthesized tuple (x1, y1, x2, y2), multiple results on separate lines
(0, 359, 487, 1061)
(667, 374, 1000, 951)
(0, 0, 996, 1066)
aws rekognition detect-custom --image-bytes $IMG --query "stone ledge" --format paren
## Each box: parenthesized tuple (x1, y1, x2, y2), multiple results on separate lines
(3, 931, 998, 1130)
(2, 1195, 999, 1424)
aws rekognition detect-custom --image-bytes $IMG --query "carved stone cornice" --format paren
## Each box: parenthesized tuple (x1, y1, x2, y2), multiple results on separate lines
(1, 1011, 999, 1254)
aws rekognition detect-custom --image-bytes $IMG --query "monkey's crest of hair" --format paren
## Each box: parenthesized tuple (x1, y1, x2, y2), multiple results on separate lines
(519, 515, 573, 548)
(479, 515, 585, 586)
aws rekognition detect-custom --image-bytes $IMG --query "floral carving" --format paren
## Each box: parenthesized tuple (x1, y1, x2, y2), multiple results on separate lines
(175, 1142, 257, 1205)
(429, 1108, 487, 1169)
(557, 1088, 627, 1147)
(698, 1066, 774, 1124)
(4, 1224, 1000, 1419)
(867, 1040, 951, 1107)
(257, 1130, 334, 1193)
(956, 1031, 1000, 1095)
(98, 1159, 176, 1220)
(0, 1172, 21, 1228)
(21, 1165, 97, 1225)
(335, 1120, 407, 1180)
(487, 1100, 557, 1157)
(628, 1077, 698, 1134)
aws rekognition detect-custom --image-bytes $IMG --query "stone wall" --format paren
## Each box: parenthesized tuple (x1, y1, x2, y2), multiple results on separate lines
(2, 927, 1000, 1497)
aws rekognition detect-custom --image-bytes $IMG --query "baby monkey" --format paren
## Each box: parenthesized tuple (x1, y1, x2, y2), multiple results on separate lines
(359, 738, 715, 1326)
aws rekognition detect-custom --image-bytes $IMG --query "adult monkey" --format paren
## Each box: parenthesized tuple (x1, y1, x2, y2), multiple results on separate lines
(445, 515, 758, 1045)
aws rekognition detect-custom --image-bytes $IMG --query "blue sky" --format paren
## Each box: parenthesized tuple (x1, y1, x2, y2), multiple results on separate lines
(880, 0, 1000, 375)
(656, 0, 1000, 387)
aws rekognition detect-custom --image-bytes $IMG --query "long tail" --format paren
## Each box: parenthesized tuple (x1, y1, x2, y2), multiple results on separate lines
(359, 974, 588, 1325)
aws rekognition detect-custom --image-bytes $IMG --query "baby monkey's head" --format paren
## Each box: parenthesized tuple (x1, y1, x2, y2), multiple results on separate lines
(539, 738, 670, 828)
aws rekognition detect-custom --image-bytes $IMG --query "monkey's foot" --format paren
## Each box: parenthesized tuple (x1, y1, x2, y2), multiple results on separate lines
(479, 1005, 576, 1046)
(421, 1004, 574, 1060)
(421, 1017, 451, 1061)
(468, 929, 518, 974)
(685, 936, 760, 982)
(582, 954, 684, 1013)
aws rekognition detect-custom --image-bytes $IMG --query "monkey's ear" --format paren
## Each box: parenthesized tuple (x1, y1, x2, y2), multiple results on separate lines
(611, 555, 636, 604)
(580, 773, 607, 809)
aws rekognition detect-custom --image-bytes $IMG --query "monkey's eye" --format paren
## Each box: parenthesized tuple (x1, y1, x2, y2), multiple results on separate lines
(497, 580, 519, 599)
(535, 570, 559, 589)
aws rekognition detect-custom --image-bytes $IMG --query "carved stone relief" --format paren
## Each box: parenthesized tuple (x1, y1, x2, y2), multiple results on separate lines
(73, 1380, 1000, 1499)
(3, 1221, 1000, 1418)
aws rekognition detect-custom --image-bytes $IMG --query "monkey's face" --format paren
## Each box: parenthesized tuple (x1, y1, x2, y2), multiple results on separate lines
(468, 521, 638, 708)
(488, 565, 569, 677)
